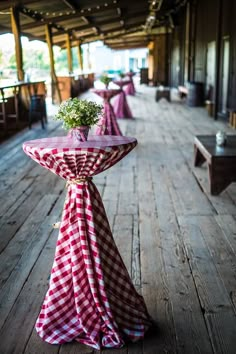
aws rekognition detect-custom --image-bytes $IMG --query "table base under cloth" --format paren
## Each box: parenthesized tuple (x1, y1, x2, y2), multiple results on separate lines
(92, 89, 122, 136)
(35, 180, 151, 349)
(124, 82, 135, 95)
(23, 136, 151, 350)
(113, 91, 133, 119)
(125, 73, 136, 96)
(96, 101, 122, 135)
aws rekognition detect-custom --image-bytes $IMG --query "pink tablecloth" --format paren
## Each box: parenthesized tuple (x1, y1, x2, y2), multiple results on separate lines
(124, 72, 135, 96)
(113, 80, 133, 119)
(23, 135, 151, 350)
(91, 89, 122, 136)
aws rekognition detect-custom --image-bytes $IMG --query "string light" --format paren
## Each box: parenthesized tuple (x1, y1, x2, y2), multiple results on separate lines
(18, 1, 120, 18)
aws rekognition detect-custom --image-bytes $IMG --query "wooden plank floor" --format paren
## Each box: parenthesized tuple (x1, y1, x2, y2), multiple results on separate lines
(0, 85, 236, 354)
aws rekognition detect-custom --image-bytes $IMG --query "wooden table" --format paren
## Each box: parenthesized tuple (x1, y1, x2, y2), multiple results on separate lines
(194, 135, 236, 195)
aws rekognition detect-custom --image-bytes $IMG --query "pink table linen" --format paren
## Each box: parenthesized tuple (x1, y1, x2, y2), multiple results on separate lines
(92, 89, 122, 136)
(22, 135, 151, 350)
(113, 80, 133, 119)
(124, 72, 136, 96)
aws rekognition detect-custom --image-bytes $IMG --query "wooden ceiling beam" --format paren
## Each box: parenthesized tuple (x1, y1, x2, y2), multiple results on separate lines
(77, 19, 146, 40)
(109, 44, 148, 49)
(62, 0, 77, 10)
(99, 25, 144, 41)
(46, 9, 146, 39)
(35, 16, 120, 40)
(20, 2, 120, 30)
(106, 36, 148, 44)
(107, 42, 149, 48)
(57, 23, 145, 47)
(0, 0, 39, 11)
(19, 6, 68, 34)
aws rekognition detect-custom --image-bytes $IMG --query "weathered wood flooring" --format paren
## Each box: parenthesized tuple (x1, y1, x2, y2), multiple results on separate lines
(0, 85, 236, 354)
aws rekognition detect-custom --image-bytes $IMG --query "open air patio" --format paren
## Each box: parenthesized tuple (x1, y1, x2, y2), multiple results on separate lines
(0, 85, 236, 353)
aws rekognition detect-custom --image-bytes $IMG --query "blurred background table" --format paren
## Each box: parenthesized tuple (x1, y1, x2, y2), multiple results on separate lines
(113, 80, 133, 119)
(92, 88, 122, 135)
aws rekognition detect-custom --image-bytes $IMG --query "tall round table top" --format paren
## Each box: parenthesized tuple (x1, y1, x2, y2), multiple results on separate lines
(126, 72, 136, 77)
(91, 88, 121, 100)
(23, 135, 135, 150)
(113, 80, 130, 88)
(23, 135, 137, 179)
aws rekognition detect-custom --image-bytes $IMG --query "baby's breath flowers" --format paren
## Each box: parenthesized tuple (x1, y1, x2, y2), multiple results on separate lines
(54, 98, 103, 130)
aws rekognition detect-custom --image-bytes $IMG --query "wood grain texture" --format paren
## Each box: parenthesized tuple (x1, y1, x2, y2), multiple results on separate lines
(0, 85, 236, 353)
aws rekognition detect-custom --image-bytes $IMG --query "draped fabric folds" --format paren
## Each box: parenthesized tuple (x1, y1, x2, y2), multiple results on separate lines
(91, 89, 122, 136)
(23, 136, 151, 350)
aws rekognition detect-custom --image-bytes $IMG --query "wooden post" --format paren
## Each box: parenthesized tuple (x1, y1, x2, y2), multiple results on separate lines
(66, 33, 73, 74)
(77, 41, 84, 72)
(11, 6, 24, 81)
(184, 2, 191, 84)
(45, 24, 61, 104)
(165, 27, 170, 86)
(148, 41, 154, 84)
(189, 0, 197, 82)
(87, 43, 92, 71)
(214, 0, 223, 120)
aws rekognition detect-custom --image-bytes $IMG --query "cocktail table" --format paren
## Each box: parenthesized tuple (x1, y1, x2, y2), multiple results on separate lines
(194, 135, 236, 195)
(113, 80, 133, 119)
(23, 135, 151, 349)
(91, 88, 122, 135)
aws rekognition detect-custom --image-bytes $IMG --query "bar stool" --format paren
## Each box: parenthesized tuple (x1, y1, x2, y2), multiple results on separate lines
(29, 94, 47, 129)
(0, 89, 7, 131)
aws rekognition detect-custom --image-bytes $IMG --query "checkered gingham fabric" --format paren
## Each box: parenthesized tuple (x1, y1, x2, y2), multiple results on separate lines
(23, 135, 152, 350)
(96, 100, 122, 136)
(92, 89, 122, 136)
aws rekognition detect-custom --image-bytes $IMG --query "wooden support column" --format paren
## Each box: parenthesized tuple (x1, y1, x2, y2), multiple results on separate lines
(153, 34, 168, 86)
(87, 43, 92, 71)
(148, 41, 154, 83)
(184, 2, 191, 84)
(66, 33, 73, 74)
(189, 0, 197, 82)
(11, 6, 24, 81)
(77, 41, 84, 72)
(214, 0, 223, 119)
(45, 24, 61, 104)
(165, 26, 170, 86)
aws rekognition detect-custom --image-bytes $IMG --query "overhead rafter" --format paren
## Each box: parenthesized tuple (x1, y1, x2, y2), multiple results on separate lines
(0, 0, 187, 51)
(19, 6, 67, 33)
(20, 2, 120, 30)
(58, 22, 146, 48)
(62, 0, 77, 10)
(41, 9, 146, 40)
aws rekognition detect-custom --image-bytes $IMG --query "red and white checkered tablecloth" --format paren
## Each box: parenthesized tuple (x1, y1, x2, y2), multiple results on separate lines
(91, 89, 122, 136)
(23, 135, 151, 350)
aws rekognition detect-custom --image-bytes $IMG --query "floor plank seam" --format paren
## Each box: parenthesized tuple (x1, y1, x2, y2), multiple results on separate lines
(174, 217, 216, 354)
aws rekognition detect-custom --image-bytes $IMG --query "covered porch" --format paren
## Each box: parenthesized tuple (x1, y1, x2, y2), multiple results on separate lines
(0, 85, 235, 353)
